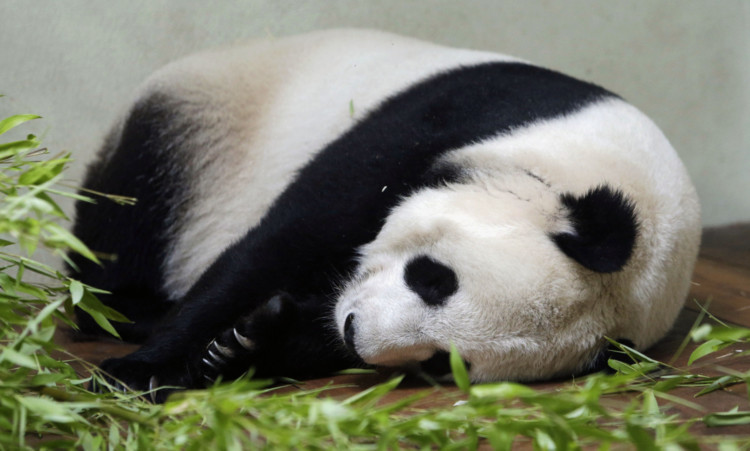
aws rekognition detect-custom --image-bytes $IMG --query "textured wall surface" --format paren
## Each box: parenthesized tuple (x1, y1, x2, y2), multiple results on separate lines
(1, 0, 748, 226)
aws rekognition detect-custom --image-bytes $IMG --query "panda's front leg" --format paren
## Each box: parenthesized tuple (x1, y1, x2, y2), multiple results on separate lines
(94, 233, 357, 402)
(95, 237, 287, 402)
(96, 292, 358, 402)
(95, 304, 225, 403)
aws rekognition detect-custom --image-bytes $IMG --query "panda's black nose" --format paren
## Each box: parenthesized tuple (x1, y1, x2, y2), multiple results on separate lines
(343, 313, 356, 353)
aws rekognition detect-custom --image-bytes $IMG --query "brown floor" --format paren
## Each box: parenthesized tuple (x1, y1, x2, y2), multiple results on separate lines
(58, 224, 750, 438)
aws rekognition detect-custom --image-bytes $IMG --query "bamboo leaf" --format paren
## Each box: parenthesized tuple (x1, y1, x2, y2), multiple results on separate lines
(625, 423, 658, 450)
(69, 280, 84, 305)
(470, 382, 536, 400)
(78, 289, 130, 323)
(14, 280, 47, 299)
(449, 343, 470, 393)
(29, 372, 67, 386)
(35, 191, 68, 219)
(688, 339, 725, 365)
(533, 429, 557, 450)
(606, 337, 661, 365)
(42, 222, 99, 263)
(79, 304, 122, 338)
(703, 410, 750, 427)
(0, 114, 40, 135)
(705, 327, 750, 342)
(642, 390, 659, 416)
(690, 324, 713, 342)
(343, 375, 403, 406)
(71, 288, 130, 340)
(18, 159, 67, 186)
(0, 137, 40, 159)
(694, 375, 741, 397)
(1, 348, 38, 369)
(15, 395, 81, 423)
(608, 359, 636, 375)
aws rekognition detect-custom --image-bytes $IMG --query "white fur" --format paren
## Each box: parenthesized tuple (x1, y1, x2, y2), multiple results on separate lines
(335, 97, 700, 381)
(123, 29, 700, 381)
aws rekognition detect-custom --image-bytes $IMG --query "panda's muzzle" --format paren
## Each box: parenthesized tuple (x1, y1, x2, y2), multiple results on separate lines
(343, 313, 357, 354)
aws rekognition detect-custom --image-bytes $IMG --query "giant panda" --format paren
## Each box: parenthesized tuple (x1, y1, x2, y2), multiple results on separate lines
(71, 29, 701, 402)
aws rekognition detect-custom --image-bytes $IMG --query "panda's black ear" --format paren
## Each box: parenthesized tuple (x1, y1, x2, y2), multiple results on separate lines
(552, 185, 638, 273)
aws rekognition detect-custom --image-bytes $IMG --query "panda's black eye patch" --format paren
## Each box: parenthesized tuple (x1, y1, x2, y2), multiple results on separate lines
(404, 256, 458, 307)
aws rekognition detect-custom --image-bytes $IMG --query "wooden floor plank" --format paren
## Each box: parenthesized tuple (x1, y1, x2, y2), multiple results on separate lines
(700, 224, 750, 271)
(688, 258, 750, 327)
(688, 224, 750, 328)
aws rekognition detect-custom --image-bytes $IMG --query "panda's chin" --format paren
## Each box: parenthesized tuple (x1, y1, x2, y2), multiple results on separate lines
(361, 345, 435, 368)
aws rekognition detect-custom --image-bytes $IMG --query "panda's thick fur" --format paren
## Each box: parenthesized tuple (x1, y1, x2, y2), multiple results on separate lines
(72, 29, 701, 400)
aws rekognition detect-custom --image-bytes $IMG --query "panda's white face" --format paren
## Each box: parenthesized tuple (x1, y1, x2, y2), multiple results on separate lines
(335, 179, 604, 382)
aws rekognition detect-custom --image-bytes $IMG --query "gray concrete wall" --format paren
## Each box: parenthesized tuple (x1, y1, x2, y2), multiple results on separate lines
(1, 0, 748, 226)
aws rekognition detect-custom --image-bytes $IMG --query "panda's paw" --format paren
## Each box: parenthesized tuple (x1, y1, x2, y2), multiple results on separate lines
(199, 293, 294, 386)
(93, 354, 192, 403)
(200, 328, 256, 385)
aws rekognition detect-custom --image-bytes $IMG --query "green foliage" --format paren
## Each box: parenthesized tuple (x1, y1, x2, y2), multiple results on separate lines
(450, 342, 470, 393)
(689, 323, 750, 365)
(0, 106, 147, 449)
(1, 104, 749, 449)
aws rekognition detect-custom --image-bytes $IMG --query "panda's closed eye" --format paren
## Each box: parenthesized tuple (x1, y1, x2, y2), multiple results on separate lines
(404, 256, 458, 307)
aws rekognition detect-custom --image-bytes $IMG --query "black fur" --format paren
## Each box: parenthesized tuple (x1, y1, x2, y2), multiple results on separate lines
(404, 256, 459, 307)
(552, 186, 638, 273)
(422, 161, 466, 188)
(76, 62, 616, 396)
(71, 94, 192, 342)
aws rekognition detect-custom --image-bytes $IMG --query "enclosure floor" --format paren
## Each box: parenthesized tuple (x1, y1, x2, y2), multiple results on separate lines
(59, 224, 750, 441)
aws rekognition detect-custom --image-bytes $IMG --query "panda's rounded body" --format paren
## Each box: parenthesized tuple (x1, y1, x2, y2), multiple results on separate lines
(72, 29, 700, 397)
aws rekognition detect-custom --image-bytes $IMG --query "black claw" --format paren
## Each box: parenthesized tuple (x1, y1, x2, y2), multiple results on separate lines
(208, 349, 228, 366)
(202, 357, 219, 372)
(232, 328, 255, 351)
(213, 341, 235, 359)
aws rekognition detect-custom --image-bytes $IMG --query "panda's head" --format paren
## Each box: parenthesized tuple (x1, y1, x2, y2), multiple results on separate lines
(334, 173, 639, 382)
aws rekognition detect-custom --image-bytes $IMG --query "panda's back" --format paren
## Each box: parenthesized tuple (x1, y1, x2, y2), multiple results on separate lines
(144, 29, 522, 299)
